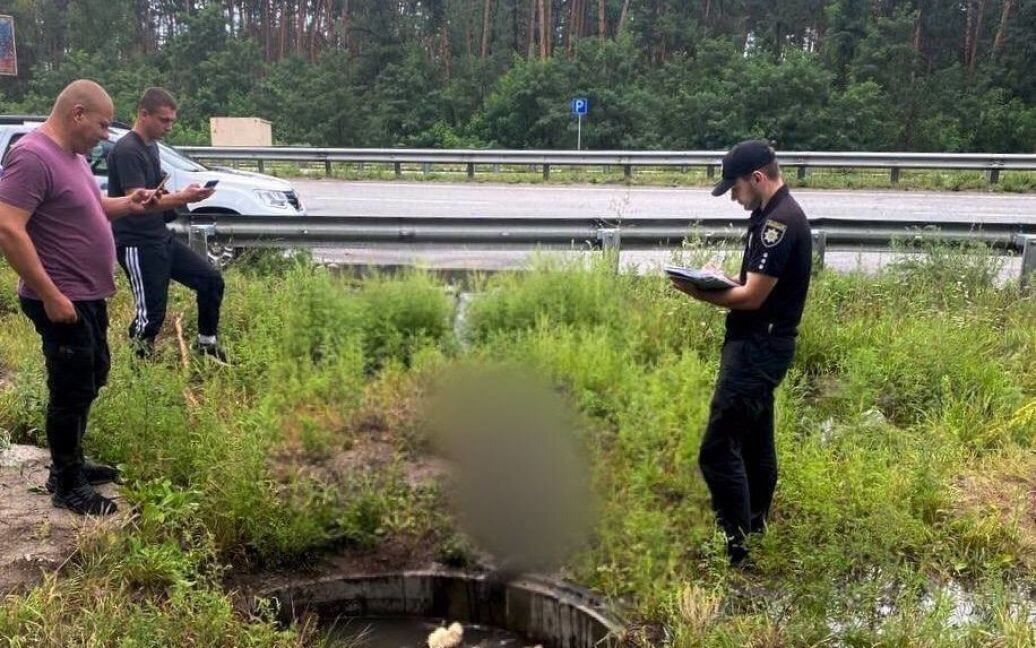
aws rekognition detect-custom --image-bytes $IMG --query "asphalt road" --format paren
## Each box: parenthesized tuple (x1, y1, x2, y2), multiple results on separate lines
(293, 179, 1036, 224)
(274, 180, 1031, 277)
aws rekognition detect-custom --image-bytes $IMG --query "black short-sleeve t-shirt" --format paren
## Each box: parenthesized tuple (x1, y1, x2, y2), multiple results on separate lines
(726, 185, 812, 339)
(108, 130, 175, 245)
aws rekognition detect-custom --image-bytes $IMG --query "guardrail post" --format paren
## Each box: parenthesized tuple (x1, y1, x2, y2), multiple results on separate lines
(1020, 235, 1036, 289)
(812, 230, 827, 270)
(706, 165, 715, 179)
(467, 163, 475, 179)
(543, 164, 551, 181)
(987, 168, 1001, 184)
(188, 223, 216, 264)
(890, 167, 900, 184)
(492, 164, 501, 173)
(797, 165, 808, 181)
(422, 163, 431, 175)
(394, 162, 402, 178)
(257, 159, 265, 174)
(597, 227, 621, 272)
(358, 162, 365, 174)
(623, 165, 632, 180)
(324, 159, 333, 177)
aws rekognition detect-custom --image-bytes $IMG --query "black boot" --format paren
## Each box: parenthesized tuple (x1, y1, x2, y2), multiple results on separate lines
(46, 459, 120, 493)
(51, 469, 118, 516)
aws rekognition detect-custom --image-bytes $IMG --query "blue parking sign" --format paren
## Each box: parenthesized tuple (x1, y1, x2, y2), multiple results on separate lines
(571, 97, 589, 116)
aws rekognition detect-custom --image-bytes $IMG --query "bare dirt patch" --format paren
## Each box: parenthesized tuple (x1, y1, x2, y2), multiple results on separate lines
(952, 452, 1036, 569)
(0, 445, 125, 595)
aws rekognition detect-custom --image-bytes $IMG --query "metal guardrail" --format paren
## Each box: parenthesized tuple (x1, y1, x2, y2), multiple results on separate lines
(179, 146, 1036, 183)
(173, 214, 1036, 284)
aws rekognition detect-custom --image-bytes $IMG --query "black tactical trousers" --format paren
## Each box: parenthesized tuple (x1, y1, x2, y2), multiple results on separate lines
(699, 331, 795, 561)
(20, 298, 111, 484)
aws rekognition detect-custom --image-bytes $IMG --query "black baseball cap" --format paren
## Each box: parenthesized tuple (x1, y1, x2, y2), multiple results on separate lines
(710, 140, 777, 196)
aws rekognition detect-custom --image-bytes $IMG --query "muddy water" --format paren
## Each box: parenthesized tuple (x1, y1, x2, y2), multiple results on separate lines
(324, 617, 530, 648)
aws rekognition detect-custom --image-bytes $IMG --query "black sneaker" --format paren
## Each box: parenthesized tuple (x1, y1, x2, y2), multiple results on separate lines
(133, 337, 156, 360)
(45, 460, 120, 494)
(52, 474, 118, 516)
(728, 542, 750, 568)
(195, 341, 229, 365)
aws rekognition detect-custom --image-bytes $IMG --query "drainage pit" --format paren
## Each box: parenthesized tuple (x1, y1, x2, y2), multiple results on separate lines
(259, 570, 625, 648)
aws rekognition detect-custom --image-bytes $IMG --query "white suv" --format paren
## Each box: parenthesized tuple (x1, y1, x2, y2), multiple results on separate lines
(0, 117, 305, 218)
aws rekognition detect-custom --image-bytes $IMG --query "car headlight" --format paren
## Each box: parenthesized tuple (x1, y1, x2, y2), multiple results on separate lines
(255, 189, 289, 208)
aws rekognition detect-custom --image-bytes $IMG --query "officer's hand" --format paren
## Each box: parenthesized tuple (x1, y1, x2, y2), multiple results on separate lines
(43, 293, 78, 324)
(670, 277, 704, 300)
(702, 262, 739, 284)
(180, 184, 216, 204)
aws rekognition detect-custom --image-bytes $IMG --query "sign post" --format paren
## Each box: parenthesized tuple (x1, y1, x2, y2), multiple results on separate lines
(571, 97, 588, 150)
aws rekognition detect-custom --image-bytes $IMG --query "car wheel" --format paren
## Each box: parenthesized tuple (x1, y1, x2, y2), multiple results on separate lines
(207, 241, 238, 269)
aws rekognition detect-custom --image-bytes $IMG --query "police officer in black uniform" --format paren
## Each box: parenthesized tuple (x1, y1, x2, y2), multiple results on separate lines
(671, 140, 812, 565)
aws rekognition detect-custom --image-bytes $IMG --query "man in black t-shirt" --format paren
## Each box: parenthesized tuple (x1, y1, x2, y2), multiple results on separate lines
(108, 87, 226, 362)
(671, 140, 812, 565)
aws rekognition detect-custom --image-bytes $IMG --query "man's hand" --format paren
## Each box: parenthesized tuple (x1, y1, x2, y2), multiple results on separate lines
(179, 184, 216, 204)
(126, 188, 159, 214)
(43, 293, 77, 323)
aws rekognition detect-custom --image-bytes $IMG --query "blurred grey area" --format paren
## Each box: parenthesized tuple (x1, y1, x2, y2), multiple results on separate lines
(425, 364, 598, 574)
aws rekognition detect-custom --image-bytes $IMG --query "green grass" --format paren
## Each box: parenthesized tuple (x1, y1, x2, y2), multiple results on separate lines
(220, 160, 1036, 193)
(0, 243, 1033, 646)
(464, 248, 1035, 646)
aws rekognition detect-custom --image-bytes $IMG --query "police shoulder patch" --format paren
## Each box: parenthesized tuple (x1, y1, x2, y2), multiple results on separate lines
(761, 219, 787, 248)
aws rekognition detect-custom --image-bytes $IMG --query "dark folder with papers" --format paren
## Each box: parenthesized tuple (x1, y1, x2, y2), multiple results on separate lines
(664, 265, 740, 290)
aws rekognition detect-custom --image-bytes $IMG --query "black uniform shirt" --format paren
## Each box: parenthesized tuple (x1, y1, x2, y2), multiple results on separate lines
(726, 185, 812, 339)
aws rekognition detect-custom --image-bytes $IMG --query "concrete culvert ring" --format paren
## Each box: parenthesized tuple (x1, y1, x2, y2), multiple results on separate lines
(256, 570, 628, 647)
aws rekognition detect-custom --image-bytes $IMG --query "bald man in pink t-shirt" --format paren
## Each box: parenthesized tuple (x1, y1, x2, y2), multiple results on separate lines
(0, 80, 156, 516)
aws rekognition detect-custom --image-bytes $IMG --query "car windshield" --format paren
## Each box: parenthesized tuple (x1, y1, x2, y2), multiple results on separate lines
(108, 128, 208, 172)
(158, 141, 207, 172)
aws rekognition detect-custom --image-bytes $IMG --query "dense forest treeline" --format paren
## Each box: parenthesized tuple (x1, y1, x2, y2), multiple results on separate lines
(1, 1, 1034, 151)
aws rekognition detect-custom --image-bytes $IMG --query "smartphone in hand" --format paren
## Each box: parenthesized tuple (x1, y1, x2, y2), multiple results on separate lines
(204, 180, 219, 189)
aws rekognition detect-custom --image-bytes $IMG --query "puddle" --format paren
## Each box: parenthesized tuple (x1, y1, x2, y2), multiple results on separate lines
(452, 291, 475, 348)
(824, 578, 1036, 636)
